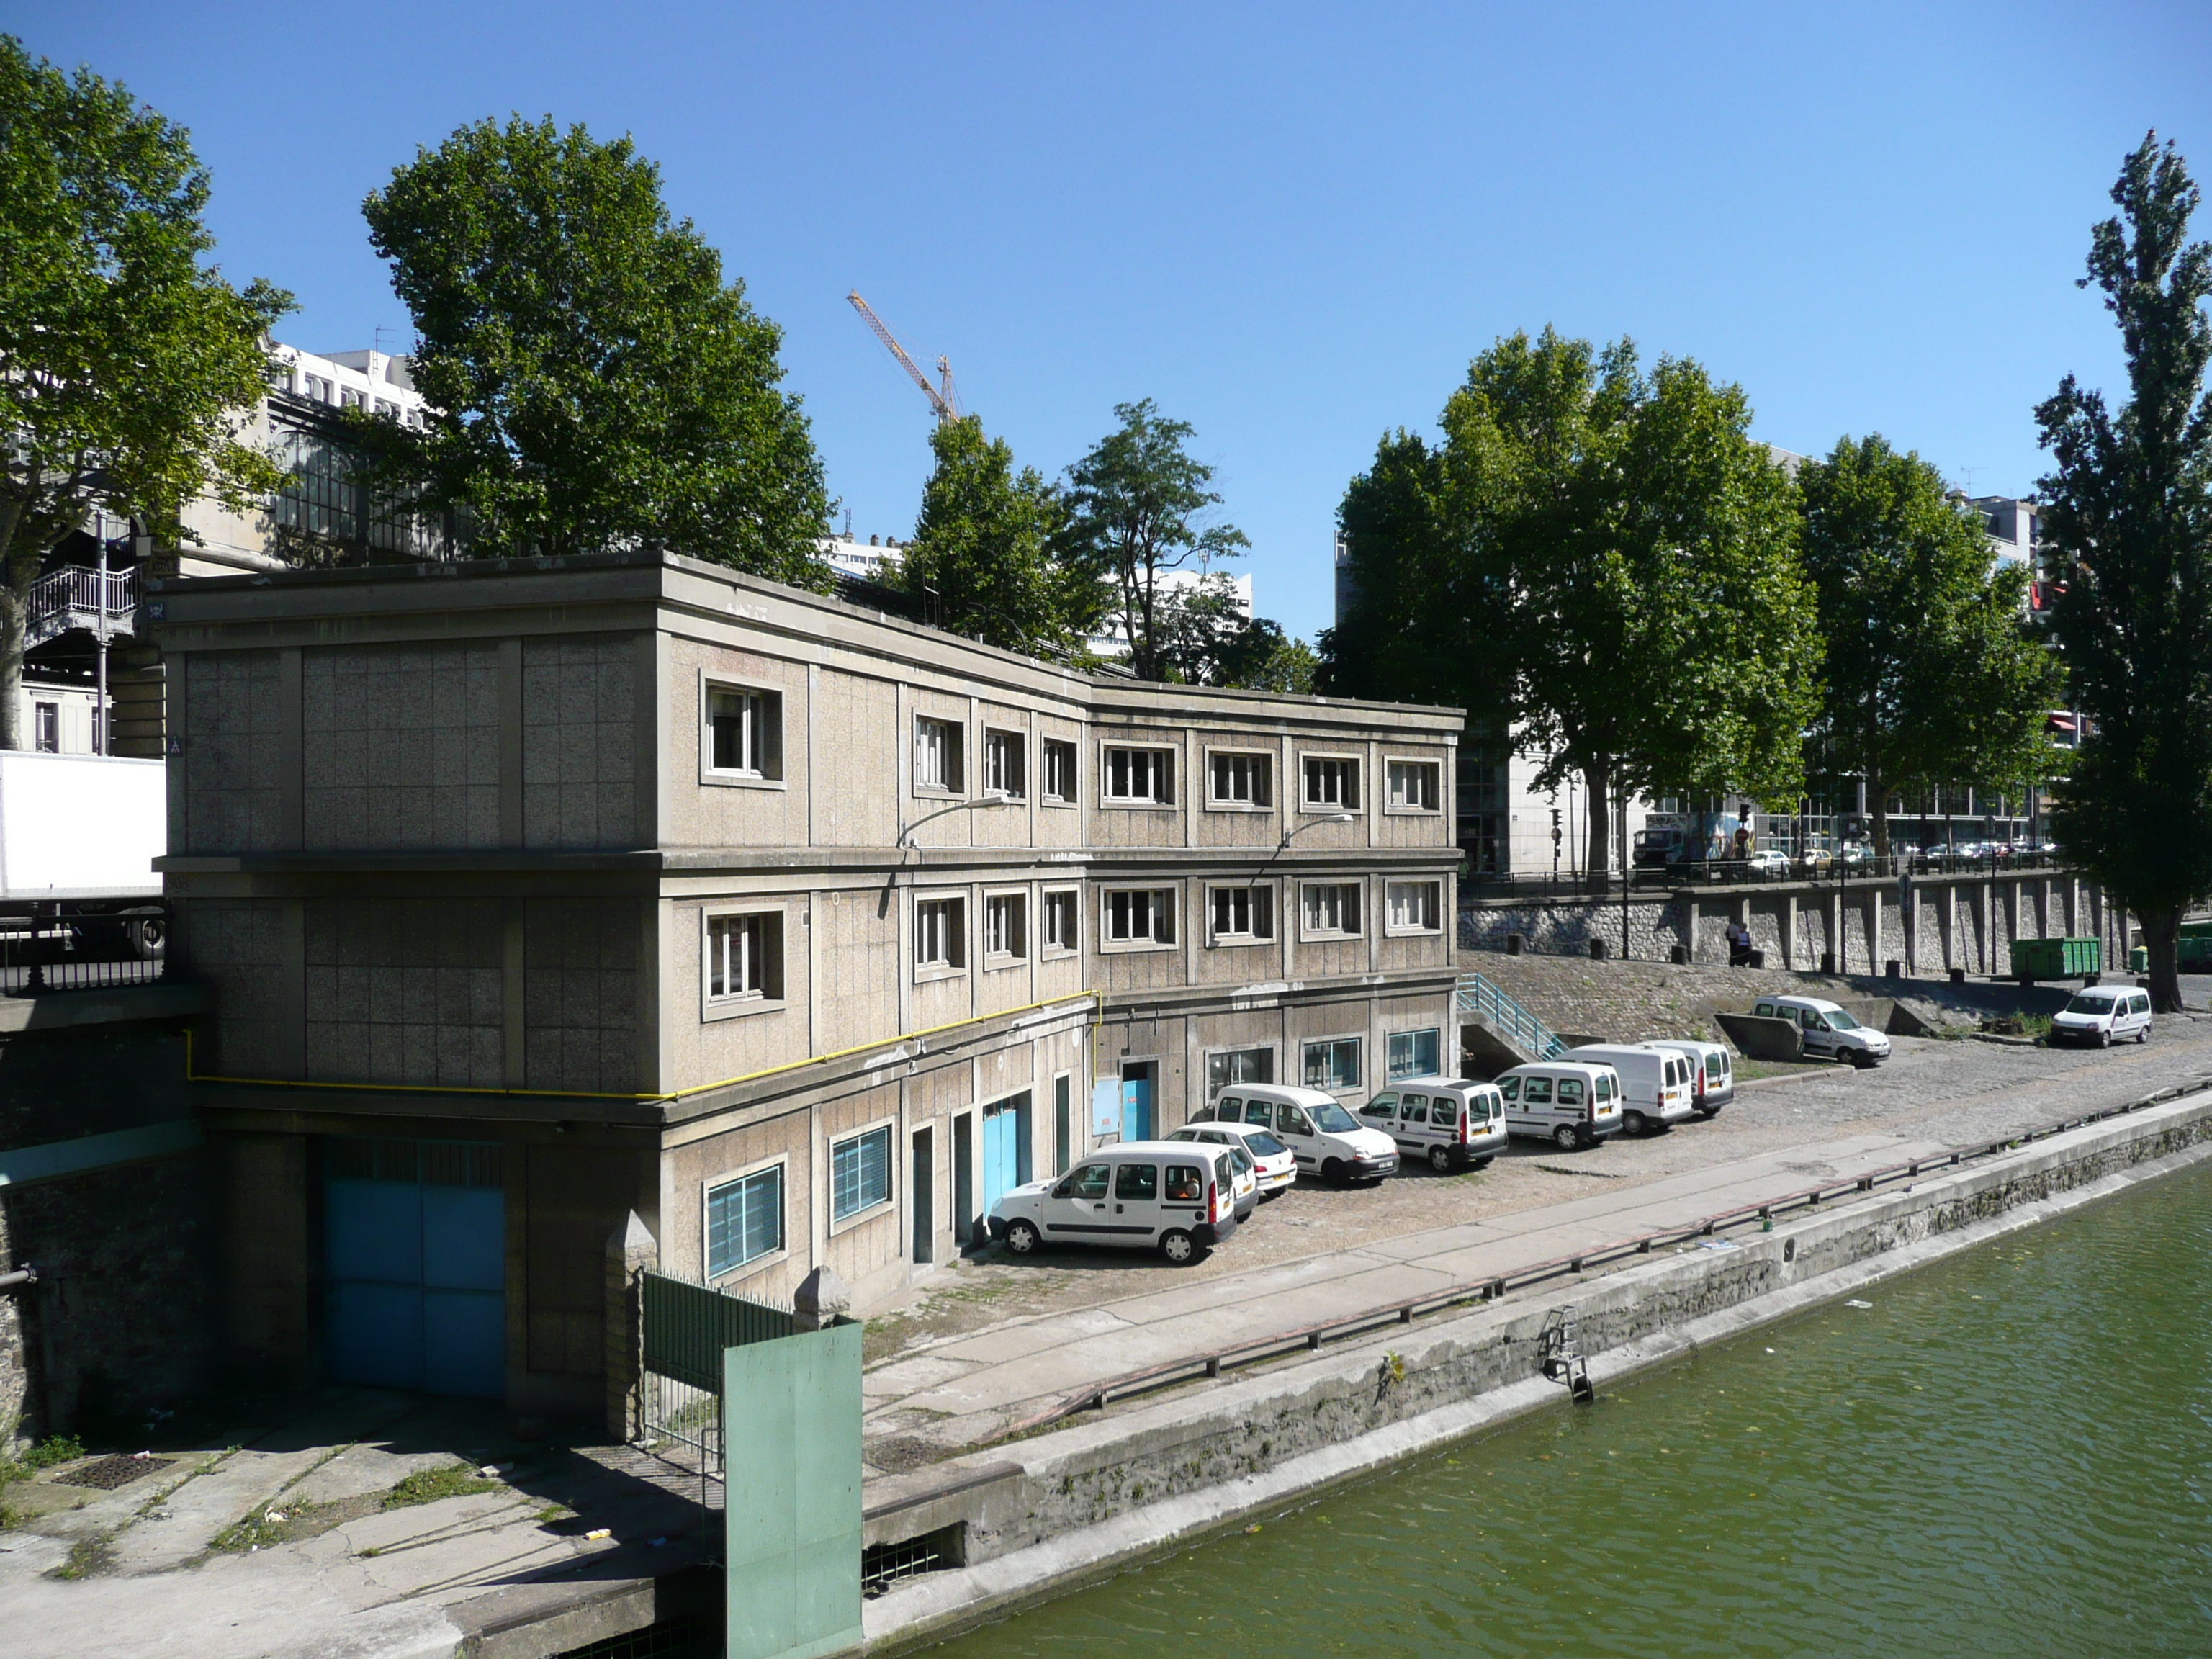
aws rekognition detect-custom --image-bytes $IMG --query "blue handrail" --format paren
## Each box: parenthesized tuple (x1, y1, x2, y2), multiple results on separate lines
(1455, 971, 1566, 1061)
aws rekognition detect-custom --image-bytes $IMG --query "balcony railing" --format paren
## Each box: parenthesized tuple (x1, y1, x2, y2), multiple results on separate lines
(26, 565, 136, 651)
(0, 906, 166, 996)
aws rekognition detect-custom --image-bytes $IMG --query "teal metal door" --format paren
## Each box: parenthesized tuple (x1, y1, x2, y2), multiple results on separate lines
(325, 1138, 505, 1398)
(980, 1092, 1031, 1215)
(1121, 1070, 1154, 1141)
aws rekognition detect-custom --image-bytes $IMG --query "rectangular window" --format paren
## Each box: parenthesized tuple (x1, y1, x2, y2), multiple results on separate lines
(706, 911, 784, 1002)
(706, 684, 782, 778)
(1302, 1037, 1362, 1091)
(1387, 758, 1441, 811)
(914, 896, 966, 971)
(1102, 887, 1176, 946)
(984, 729, 1026, 799)
(1301, 881, 1363, 937)
(1385, 879, 1442, 933)
(706, 1165, 783, 1277)
(1208, 750, 1272, 807)
(1208, 884, 1275, 943)
(1043, 738, 1078, 804)
(1102, 745, 1174, 804)
(1388, 1028, 1441, 1081)
(1206, 1046, 1274, 1095)
(985, 892, 1028, 960)
(914, 716, 963, 793)
(1303, 755, 1360, 809)
(831, 1125, 893, 1221)
(1043, 888, 1080, 954)
(32, 703, 58, 754)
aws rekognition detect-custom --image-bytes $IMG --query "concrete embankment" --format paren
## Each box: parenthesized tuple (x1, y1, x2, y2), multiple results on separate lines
(859, 1084, 2212, 1655)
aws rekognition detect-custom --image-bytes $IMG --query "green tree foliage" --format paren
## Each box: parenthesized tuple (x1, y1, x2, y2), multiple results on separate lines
(1152, 575, 1317, 691)
(1797, 435, 2063, 855)
(899, 414, 1100, 655)
(1059, 400, 1249, 681)
(0, 36, 289, 747)
(1325, 328, 1821, 878)
(361, 116, 830, 584)
(2036, 133, 2212, 1012)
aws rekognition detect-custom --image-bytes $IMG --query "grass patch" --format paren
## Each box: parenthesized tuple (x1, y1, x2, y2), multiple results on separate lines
(381, 1462, 499, 1511)
(0, 1433, 89, 1491)
(48, 1532, 112, 1580)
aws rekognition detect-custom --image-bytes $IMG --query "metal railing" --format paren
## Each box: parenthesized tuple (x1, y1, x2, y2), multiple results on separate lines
(638, 1269, 795, 1478)
(1455, 971, 1566, 1061)
(0, 907, 166, 996)
(25, 565, 136, 650)
(986, 1076, 2212, 1441)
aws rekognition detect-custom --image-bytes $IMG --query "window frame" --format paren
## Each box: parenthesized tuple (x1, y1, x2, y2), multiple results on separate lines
(1384, 755, 1443, 814)
(700, 904, 788, 1020)
(1040, 737, 1079, 807)
(1384, 878, 1444, 936)
(703, 1154, 788, 1281)
(1301, 1034, 1364, 1092)
(1204, 746, 1275, 811)
(913, 714, 966, 797)
(698, 672, 787, 789)
(1099, 741, 1178, 809)
(982, 727, 1028, 801)
(1205, 1044, 1277, 1097)
(912, 890, 969, 980)
(1099, 885, 1178, 952)
(1387, 1027, 1442, 1082)
(984, 888, 1029, 965)
(1041, 886, 1082, 958)
(828, 1118, 896, 1231)
(1299, 750, 1363, 813)
(1299, 879, 1365, 940)
(1205, 881, 1277, 946)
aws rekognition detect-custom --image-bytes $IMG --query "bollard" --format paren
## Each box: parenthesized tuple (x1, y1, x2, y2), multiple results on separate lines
(1820, 950, 1836, 974)
(1885, 958, 1902, 979)
(1589, 938, 1608, 962)
(1505, 932, 1526, 956)
(793, 1265, 851, 1332)
(1949, 967, 1966, 984)
(1669, 945, 1689, 965)
(1748, 948, 1766, 969)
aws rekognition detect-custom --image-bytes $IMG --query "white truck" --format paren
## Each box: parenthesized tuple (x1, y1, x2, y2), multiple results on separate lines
(0, 751, 166, 960)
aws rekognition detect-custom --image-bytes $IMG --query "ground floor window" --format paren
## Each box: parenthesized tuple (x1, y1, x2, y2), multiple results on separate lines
(706, 1164, 783, 1276)
(832, 1125, 894, 1220)
(1303, 1036, 1362, 1091)
(1388, 1028, 1441, 1081)
(1207, 1046, 1275, 1096)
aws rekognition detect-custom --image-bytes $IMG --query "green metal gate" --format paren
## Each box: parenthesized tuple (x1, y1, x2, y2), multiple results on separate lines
(639, 1270, 793, 1471)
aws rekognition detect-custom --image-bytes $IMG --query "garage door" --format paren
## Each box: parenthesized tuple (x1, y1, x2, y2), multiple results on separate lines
(325, 1138, 505, 1398)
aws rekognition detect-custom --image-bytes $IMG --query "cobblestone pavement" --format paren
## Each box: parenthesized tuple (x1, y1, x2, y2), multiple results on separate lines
(859, 974, 2212, 1428)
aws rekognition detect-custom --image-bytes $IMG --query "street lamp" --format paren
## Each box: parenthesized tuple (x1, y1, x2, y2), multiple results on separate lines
(899, 794, 1021, 847)
(1247, 811, 1358, 904)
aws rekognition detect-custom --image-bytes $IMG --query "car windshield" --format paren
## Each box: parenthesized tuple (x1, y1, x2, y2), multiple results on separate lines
(1246, 1130, 1288, 1156)
(1310, 1101, 1359, 1133)
(1825, 1009, 1861, 1030)
(2066, 993, 2117, 1014)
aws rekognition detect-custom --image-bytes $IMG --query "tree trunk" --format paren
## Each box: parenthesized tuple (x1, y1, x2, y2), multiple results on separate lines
(1584, 757, 1611, 891)
(0, 577, 25, 752)
(1867, 757, 1889, 859)
(2140, 904, 2185, 1015)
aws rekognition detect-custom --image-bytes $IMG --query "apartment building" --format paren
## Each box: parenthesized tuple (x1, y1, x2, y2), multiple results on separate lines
(156, 552, 1458, 1415)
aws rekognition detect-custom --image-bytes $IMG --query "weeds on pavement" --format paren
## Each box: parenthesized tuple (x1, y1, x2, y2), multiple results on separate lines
(381, 1462, 499, 1510)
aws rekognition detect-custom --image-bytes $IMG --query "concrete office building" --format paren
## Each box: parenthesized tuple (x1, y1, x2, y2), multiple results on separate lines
(156, 552, 1458, 1416)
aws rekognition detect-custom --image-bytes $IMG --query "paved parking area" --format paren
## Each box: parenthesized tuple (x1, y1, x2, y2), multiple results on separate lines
(858, 981, 2212, 1467)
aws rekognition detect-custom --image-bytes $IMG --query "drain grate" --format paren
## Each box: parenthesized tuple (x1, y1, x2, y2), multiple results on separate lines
(54, 1454, 176, 1490)
(863, 1525, 961, 1597)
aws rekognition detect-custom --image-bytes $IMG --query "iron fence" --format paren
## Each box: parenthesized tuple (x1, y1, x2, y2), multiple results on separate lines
(638, 1269, 795, 1478)
(0, 907, 166, 996)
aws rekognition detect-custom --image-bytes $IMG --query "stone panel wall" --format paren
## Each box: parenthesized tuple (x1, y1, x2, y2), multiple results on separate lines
(524, 900, 639, 1094)
(178, 649, 283, 853)
(303, 899, 504, 1087)
(304, 641, 500, 850)
(523, 635, 637, 850)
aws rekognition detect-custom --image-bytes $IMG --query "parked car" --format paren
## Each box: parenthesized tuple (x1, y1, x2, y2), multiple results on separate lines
(2050, 986, 2153, 1047)
(1198, 1084, 1400, 1184)
(1750, 995, 1892, 1067)
(1564, 1043, 1696, 1136)
(1743, 848, 1791, 880)
(1494, 1061, 1625, 1150)
(1357, 1079, 1509, 1172)
(1646, 1038, 1735, 1118)
(1168, 1123, 1290, 1212)
(989, 1141, 1241, 1264)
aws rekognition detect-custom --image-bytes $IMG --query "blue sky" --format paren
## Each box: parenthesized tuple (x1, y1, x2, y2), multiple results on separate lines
(12, 2, 2210, 641)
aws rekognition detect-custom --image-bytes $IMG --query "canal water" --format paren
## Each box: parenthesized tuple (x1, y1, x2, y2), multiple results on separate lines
(932, 1160, 2212, 1658)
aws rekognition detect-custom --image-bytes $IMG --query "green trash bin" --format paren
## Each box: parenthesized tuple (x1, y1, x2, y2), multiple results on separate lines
(2009, 937, 2103, 981)
(2130, 945, 2149, 974)
(2180, 935, 2212, 971)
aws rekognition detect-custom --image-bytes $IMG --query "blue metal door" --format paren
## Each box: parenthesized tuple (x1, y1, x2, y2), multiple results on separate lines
(325, 1138, 505, 1398)
(1121, 1072, 1153, 1141)
(981, 1093, 1029, 1216)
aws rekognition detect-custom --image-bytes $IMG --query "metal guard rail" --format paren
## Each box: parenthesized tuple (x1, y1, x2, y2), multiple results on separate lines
(991, 1078, 2211, 1442)
(1455, 971, 1566, 1061)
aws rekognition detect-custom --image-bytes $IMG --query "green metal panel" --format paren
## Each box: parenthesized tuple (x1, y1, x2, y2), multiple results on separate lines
(2010, 937, 2101, 979)
(726, 1321, 863, 1659)
(640, 1272, 792, 1390)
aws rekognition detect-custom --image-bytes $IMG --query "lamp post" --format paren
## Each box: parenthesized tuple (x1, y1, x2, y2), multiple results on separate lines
(899, 793, 1020, 848)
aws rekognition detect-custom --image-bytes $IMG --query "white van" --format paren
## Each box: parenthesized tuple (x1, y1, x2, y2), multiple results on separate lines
(988, 1141, 1241, 1264)
(2051, 986, 2153, 1047)
(1647, 1039, 1734, 1117)
(1751, 995, 1892, 1067)
(1169, 1120, 1298, 1201)
(1199, 1084, 1400, 1184)
(1358, 1079, 1509, 1172)
(1495, 1061, 1624, 1150)
(1565, 1044, 1696, 1136)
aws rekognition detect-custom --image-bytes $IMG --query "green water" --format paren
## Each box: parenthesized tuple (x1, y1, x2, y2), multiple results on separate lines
(933, 1163, 2212, 1658)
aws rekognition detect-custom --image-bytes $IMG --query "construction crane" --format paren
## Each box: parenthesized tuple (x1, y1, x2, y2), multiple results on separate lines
(847, 291, 961, 426)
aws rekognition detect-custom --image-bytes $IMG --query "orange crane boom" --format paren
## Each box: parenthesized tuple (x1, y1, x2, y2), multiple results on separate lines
(848, 292, 959, 425)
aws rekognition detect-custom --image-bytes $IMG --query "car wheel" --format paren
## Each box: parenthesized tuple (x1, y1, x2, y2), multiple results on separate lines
(1159, 1228, 1198, 1265)
(1004, 1218, 1040, 1255)
(2139, 1026, 2149, 1044)
(1696, 1107, 1720, 1120)
(1322, 1158, 1347, 1186)
(1624, 1111, 1648, 1138)
(1552, 1124, 1579, 1151)
(1428, 1144, 1453, 1173)
(2099, 1029, 2111, 1048)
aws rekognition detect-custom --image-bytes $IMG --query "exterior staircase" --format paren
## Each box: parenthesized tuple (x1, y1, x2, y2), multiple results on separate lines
(1456, 969, 1567, 1073)
(26, 565, 136, 651)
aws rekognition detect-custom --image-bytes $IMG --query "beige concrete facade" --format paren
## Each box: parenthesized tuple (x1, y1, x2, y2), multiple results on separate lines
(156, 552, 1459, 1413)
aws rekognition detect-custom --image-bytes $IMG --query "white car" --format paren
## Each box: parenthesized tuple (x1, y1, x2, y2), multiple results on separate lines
(989, 1141, 1241, 1264)
(1171, 1120, 1297, 1201)
(1751, 995, 1892, 1067)
(1358, 1079, 1509, 1172)
(1199, 1084, 1400, 1184)
(1166, 1125, 1260, 1216)
(2051, 986, 2152, 1047)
